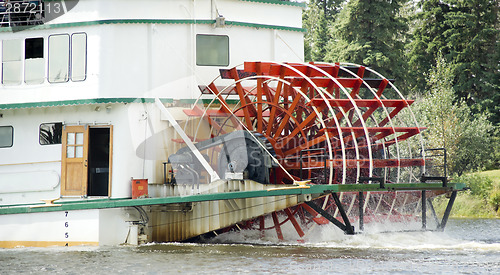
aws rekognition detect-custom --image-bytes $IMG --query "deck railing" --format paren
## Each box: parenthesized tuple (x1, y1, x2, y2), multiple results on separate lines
(0, 0, 43, 28)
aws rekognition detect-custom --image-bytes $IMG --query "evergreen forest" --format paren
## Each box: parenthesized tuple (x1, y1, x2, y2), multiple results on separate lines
(302, 0, 500, 216)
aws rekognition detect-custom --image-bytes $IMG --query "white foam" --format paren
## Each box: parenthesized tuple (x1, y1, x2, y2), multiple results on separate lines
(209, 220, 500, 252)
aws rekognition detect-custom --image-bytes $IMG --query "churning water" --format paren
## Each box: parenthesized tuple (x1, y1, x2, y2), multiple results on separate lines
(1, 219, 499, 274)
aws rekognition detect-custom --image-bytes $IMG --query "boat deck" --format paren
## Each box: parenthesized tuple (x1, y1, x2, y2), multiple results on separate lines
(0, 181, 467, 215)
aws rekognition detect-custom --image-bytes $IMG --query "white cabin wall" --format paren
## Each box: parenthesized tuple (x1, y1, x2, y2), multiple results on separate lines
(98, 25, 151, 98)
(147, 24, 199, 99)
(0, 108, 62, 205)
(219, 0, 303, 28)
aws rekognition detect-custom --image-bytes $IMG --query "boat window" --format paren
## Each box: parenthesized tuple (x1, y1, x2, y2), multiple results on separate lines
(2, 39, 22, 85)
(0, 126, 13, 148)
(25, 37, 44, 84)
(66, 132, 84, 158)
(71, 33, 87, 81)
(39, 122, 62, 145)
(196, 34, 229, 66)
(48, 34, 70, 83)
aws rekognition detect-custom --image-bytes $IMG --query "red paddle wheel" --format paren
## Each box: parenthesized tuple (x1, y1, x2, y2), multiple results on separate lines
(177, 61, 437, 240)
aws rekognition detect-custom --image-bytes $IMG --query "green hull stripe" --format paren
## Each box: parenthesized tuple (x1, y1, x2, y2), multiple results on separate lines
(0, 182, 466, 215)
(0, 19, 306, 33)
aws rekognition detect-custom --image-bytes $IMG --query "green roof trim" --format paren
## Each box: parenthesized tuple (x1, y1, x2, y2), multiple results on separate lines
(225, 21, 306, 32)
(0, 98, 173, 110)
(239, 0, 307, 8)
(0, 19, 305, 33)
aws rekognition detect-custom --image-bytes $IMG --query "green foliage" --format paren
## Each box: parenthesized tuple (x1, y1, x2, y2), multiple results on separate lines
(325, 0, 409, 88)
(407, 0, 452, 92)
(489, 188, 500, 213)
(434, 169, 500, 218)
(413, 55, 496, 176)
(311, 11, 329, 61)
(443, 0, 500, 126)
(454, 173, 493, 200)
(433, 192, 497, 218)
(309, 0, 344, 21)
(485, 132, 500, 170)
(407, 0, 500, 125)
(478, 169, 500, 186)
(303, 0, 344, 62)
(303, 4, 331, 62)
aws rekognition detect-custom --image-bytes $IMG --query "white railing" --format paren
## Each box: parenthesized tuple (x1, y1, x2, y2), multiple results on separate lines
(0, 0, 43, 27)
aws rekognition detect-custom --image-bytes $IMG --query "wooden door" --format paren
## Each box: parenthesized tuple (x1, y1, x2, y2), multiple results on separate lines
(61, 125, 89, 196)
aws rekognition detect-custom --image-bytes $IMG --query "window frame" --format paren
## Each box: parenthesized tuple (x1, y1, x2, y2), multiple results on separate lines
(39, 122, 63, 145)
(196, 34, 230, 67)
(24, 37, 45, 85)
(48, 33, 70, 83)
(70, 32, 88, 82)
(0, 126, 14, 148)
(2, 39, 23, 85)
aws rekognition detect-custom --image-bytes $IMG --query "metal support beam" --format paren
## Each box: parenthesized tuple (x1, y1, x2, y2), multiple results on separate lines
(427, 198, 440, 226)
(304, 201, 352, 234)
(304, 195, 355, 235)
(358, 191, 364, 232)
(437, 191, 457, 231)
(331, 193, 355, 235)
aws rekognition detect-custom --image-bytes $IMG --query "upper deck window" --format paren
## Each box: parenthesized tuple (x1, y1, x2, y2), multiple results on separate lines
(48, 34, 69, 83)
(71, 33, 87, 81)
(2, 39, 22, 85)
(0, 126, 13, 148)
(196, 34, 229, 67)
(25, 37, 44, 84)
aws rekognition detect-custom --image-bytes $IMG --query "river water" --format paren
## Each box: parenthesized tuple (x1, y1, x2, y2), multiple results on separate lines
(1, 218, 499, 274)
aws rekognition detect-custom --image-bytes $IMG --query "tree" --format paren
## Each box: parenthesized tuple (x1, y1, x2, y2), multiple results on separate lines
(312, 10, 329, 61)
(303, 0, 344, 62)
(326, 0, 409, 88)
(414, 56, 496, 176)
(444, 0, 500, 126)
(309, 0, 344, 21)
(407, 0, 452, 92)
(408, 0, 499, 125)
